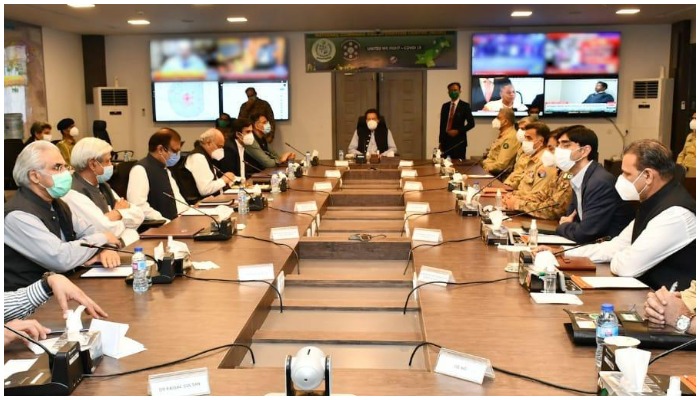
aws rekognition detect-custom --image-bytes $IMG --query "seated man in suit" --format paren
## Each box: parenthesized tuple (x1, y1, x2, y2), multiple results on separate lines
(185, 128, 238, 197)
(246, 113, 295, 171)
(5, 273, 107, 346)
(4, 142, 121, 291)
(127, 128, 189, 220)
(439, 82, 475, 159)
(481, 107, 518, 175)
(63, 137, 144, 241)
(24, 121, 52, 147)
(553, 126, 634, 243)
(548, 140, 695, 290)
(348, 108, 398, 157)
(482, 83, 529, 112)
(644, 281, 696, 335)
(216, 118, 258, 179)
(582, 81, 615, 104)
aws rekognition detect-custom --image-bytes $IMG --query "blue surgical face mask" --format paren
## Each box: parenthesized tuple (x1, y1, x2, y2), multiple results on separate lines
(166, 151, 181, 167)
(39, 170, 73, 198)
(97, 163, 114, 184)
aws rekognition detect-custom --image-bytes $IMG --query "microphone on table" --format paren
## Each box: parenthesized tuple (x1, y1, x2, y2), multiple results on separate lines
(440, 139, 466, 158)
(244, 160, 273, 177)
(163, 192, 233, 242)
(4, 324, 84, 395)
(503, 204, 559, 221)
(552, 236, 612, 256)
(212, 164, 244, 183)
(81, 242, 180, 283)
(473, 165, 513, 197)
(285, 142, 305, 157)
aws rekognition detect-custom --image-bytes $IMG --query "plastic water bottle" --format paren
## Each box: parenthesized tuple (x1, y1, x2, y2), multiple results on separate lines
(528, 219, 538, 249)
(287, 160, 295, 181)
(132, 247, 149, 294)
(238, 187, 249, 215)
(595, 303, 619, 369)
(495, 189, 503, 210)
(338, 149, 344, 161)
(271, 173, 280, 193)
(472, 182, 480, 192)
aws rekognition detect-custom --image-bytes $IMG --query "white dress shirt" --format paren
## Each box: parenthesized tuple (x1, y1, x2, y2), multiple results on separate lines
(184, 153, 227, 196)
(63, 188, 144, 238)
(127, 164, 188, 220)
(347, 129, 398, 156)
(566, 207, 696, 278)
(482, 99, 528, 112)
(4, 208, 107, 272)
(570, 160, 592, 219)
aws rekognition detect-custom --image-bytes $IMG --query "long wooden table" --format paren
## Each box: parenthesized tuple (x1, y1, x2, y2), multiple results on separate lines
(8, 161, 695, 396)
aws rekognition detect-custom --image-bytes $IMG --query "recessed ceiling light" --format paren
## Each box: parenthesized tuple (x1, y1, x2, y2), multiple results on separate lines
(127, 19, 150, 25)
(616, 9, 640, 15)
(511, 11, 532, 17)
(227, 17, 248, 23)
(67, 3, 95, 8)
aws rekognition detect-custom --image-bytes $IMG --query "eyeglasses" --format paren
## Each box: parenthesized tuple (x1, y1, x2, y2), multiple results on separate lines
(47, 163, 69, 173)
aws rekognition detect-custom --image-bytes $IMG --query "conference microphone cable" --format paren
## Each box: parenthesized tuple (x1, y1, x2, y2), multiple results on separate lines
(181, 272, 284, 313)
(400, 186, 449, 201)
(407, 342, 597, 395)
(402, 277, 517, 314)
(267, 205, 320, 238)
(403, 234, 482, 275)
(648, 338, 696, 365)
(235, 233, 301, 275)
(400, 209, 455, 237)
(84, 342, 256, 378)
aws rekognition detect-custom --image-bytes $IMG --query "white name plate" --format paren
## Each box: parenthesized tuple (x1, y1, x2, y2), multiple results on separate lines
(294, 201, 318, 212)
(403, 181, 423, 191)
(238, 263, 275, 281)
(276, 271, 285, 295)
(398, 160, 414, 167)
(434, 348, 495, 385)
(313, 181, 333, 192)
(324, 169, 342, 178)
(270, 226, 300, 241)
(412, 228, 443, 243)
(412, 272, 419, 300)
(406, 202, 431, 214)
(148, 367, 210, 396)
(334, 160, 349, 167)
(417, 265, 454, 287)
(401, 169, 418, 178)
(404, 220, 410, 237)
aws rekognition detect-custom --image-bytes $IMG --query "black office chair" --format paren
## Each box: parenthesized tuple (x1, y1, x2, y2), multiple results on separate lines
(109, 160, 137, 199)
(4, 139, 24, 190)
(93, 120, 112, 145)
(168, 153, 202, 205)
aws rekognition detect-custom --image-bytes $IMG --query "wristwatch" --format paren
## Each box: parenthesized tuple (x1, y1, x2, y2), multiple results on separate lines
(41, 271, 55, 296)
(675, 313, 695, 334)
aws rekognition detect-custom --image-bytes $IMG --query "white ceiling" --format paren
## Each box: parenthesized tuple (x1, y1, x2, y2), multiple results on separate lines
(4, 3, 697, 36)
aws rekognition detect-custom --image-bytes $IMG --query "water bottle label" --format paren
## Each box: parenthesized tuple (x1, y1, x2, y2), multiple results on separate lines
(134, 260, 146, 271)
(596, 325, 619, 338)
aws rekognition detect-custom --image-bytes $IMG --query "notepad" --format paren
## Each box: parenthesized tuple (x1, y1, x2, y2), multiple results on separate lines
(572, 276, 648, 290)
(530, 293, 583, 305)
(81, 266, 133, 278)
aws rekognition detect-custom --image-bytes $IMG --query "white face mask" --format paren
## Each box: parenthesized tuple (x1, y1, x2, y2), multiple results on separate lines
(554, 147, 579, 172)
(367, 120, 378, 131)
(42, 134, 53, 141)
(69, 127, 80, 137)
(541, 150, 556, 168)
(263, 122, 272, 134)
(242, 133, 255, 146)
(690, 119, 696, 131)
(211, 147, 225, 161)
(515, 129, 526, 143)
(491, 118, 501, 129)
(521, 140, 536, 156)
(614, 172, 647, 201)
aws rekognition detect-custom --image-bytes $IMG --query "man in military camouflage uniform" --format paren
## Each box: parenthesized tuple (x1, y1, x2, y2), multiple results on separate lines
(677, 112, 696, 170)
(504, 115, 540, 189)
(482, 107, 519, 175)
(505, 127, 573, 219)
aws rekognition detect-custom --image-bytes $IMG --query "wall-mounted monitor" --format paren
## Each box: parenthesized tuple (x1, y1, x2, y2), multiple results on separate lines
(152, 81, 221, 122)
(543, 78, 618, 117)
(471, 33, 546, 76)
(544, 32, 620, 75)
(221, 81, 290, 121)
(470, 76, 544, 117)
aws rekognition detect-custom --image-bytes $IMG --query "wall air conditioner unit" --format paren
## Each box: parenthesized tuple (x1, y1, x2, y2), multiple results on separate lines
(93, 87, 131, 153)
(629, 79, 674, 146)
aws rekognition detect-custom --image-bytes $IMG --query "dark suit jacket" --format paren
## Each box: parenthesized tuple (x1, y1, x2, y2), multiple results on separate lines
(439, 99, 475, 159)
(556, 161, 635, 243)
(214, 138, 255, 179)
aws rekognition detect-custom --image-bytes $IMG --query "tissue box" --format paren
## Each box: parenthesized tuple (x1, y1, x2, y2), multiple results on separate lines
(601, 343, 620, 372)
(598, 371, 664, 396)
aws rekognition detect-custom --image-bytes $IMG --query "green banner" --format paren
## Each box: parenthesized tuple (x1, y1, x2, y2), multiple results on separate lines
(305, 31, 457, 72)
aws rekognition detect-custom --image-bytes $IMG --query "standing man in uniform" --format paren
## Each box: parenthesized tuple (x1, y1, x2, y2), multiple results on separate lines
(238, 87, 276, 144)
(439, 82, 475, 159)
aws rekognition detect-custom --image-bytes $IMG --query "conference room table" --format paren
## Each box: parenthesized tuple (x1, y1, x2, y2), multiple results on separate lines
(9, 160, 695, 396)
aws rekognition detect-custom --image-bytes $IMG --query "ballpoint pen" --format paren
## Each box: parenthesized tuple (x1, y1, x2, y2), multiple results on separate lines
(669, 281, 679, 293)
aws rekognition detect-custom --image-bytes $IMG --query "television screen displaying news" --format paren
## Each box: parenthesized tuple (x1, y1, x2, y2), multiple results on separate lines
(471, 33, 546, 76)
(544, 32, 620, 75)
(543, 78, 618, 116)
(470, 76, 544, 117)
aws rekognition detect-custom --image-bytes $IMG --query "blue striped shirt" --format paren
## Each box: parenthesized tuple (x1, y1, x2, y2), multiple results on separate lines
(4, 280, 51, 323)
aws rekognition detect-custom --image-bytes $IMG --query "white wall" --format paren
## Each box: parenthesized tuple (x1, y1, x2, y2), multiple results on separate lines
(42, 24, 674, 162)
(42, 27, 87, 140)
